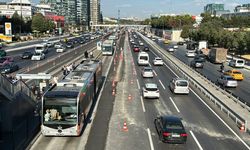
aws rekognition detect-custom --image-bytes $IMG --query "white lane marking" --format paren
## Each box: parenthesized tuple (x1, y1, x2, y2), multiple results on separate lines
(144, 34, 250, 149)
(147, 128, 155, 150)
(169, 97, 180, 113)
(190, 88, 250, 150)
(153, 70, 157, 76)
(190, 130, 203, 150)
(149, 63, 152, 67)
(137, 79, 140, 89)
(158, 79, 166, 90)
(140, 96, 146, 112)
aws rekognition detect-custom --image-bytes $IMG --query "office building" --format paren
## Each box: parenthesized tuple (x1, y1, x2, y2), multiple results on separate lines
(204, 3, 230, 16)
(90, 0, 100, 25)
(222, 4, 250, 19)
(0, 0, 32, 20)
(234, 4, 250, 13)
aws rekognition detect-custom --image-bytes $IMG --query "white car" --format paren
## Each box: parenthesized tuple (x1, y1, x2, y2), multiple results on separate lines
(173, 45, 178, 49)
(56, 46, 66, 53)
(217, 75, 238, 88)
(143, 83, 160, 99)
(46, 41, 54, 47)
(153, 57, 164, 66)
(139, 42, 144, 46)
(142, 67, 154, 78)
(186, 50, 196, 57)
(169, 78, 190, 94)
(54, 43, 63, 48)
(31, 53, 45, 60)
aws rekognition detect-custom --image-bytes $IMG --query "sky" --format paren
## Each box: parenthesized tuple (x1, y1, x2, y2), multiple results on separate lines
(101, 0, 249, 19)
(0, 0, 248, 19)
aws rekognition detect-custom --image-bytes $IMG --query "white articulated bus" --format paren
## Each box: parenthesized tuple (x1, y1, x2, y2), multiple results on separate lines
(41, 60, 102, 136)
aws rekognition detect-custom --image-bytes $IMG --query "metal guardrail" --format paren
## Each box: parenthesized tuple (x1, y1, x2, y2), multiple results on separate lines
(138, 32, 248, 132)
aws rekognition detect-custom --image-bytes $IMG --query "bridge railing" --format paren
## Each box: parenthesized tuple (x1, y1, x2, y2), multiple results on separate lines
(0, 73, 37, 102)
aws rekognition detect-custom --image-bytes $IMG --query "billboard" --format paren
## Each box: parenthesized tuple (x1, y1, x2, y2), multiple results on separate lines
(5, 22, 12, 35)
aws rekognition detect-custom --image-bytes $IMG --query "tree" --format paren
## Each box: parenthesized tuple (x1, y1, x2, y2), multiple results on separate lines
(181, 25, 192, 39)
(11, 11, 24, 34)
(32, 13, 47, 33)
(245, 32, 250, 53)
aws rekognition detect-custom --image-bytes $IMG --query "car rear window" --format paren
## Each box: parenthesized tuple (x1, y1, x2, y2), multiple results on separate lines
(226, 76, 234, 80)
(140, 56, 148, 60)
(233, 71, 242, 74)
(237, 60, 244, 63)
(144, 68, 152, 72)
(176, 81, 188, 87)
(165, 122, 183, 130)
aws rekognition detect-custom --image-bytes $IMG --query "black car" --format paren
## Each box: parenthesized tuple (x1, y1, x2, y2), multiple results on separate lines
(0, 63, 19, 74)
(177, 41, 184, 45)
(144, 47, 149, 51)
(190, 59, 204, 68)
(194, 54, 206, 62)
(66, 42, 74, 48)
(21, 51, 33, 59)
(155, 115, 187, 144)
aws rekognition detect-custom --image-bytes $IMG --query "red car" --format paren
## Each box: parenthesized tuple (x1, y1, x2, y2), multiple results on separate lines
(133, 46, 140, 52)
(0, 56, 14, 66)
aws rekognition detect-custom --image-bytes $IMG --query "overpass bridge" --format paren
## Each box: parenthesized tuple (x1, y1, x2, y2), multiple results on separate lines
(90, 24, 150, 31)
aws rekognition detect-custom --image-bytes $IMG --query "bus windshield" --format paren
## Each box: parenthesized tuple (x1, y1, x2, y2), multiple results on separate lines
(103, 46, 112, 51)
(43, 98, 77, 125)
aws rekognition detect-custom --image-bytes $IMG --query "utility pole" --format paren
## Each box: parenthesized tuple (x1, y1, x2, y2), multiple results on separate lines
(118, 9, 120, 30)
(20, 0, 23, 34)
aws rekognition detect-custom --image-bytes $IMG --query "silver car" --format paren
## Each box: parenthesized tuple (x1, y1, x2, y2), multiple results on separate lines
(217, 75, 238, 88)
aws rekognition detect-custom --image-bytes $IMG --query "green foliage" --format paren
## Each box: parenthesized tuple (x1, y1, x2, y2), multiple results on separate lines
(11, 11, 25, 34)
(31, 13, 55, 33)
(146, 15, 195, 29)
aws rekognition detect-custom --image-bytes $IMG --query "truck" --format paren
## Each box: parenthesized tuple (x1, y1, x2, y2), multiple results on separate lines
(102, 40, 114, 55)
(198, 41, 207, 50)
(35, 43, 48, 54)
(208, 48, 227, 64)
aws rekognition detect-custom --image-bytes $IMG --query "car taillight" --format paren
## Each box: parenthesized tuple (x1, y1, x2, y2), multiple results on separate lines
(163, 132, 171, 137)
(156, 90, 159, 93)
(144, 90, 148, 93)
(181, 133, 187, 137)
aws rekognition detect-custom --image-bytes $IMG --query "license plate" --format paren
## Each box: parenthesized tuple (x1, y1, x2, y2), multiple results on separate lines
(172, 134, 180, 137)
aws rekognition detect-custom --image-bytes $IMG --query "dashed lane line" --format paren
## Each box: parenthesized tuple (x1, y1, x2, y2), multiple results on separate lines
(169, 97, 180, 113)
(158, 79, 166, 90)
(140, 96, 146, 112)
(147, 128, 155, 150)
(137, 79, 140, 90)
(190, 130, 203, 150)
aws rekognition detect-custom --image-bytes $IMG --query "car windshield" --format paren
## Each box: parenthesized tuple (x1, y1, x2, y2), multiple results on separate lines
(36, 47, 43, 50)
(43, 98, 77, 125)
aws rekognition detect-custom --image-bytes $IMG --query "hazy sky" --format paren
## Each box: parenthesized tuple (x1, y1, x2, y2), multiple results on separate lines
(101, 0, 249, 18)
(0, 0, 248, 19)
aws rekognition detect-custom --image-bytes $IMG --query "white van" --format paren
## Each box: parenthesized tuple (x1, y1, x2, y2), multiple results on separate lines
(229, 59, 245, 68)
(169, 78, 189, 94)
(35, 43, 48, 54)
(138, 52, 149, 65)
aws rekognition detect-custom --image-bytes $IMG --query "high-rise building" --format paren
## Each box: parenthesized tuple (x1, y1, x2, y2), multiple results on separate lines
(90, 0, 100, 25)
(204, 3, 230, 16)
(42, 0, 90, 26)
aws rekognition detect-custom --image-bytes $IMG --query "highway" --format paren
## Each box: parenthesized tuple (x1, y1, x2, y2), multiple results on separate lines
(154, 40, 250, 106)
(2, 30, 250, 150)
(120, 32, 249, 150)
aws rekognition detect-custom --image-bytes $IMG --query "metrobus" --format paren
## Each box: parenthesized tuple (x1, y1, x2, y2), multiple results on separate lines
(41, 60, 102, 136)
(102, 40, 114, 55)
